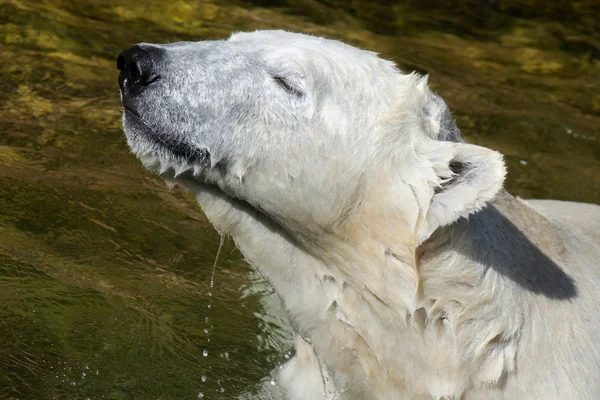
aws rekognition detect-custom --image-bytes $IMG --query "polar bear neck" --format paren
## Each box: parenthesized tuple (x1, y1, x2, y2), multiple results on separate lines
(190, 176, 571, 398)
(279, 191, 572, 398)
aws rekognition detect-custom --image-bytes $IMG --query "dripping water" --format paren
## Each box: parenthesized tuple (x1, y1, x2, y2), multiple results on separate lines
(200, 233, 225, 396)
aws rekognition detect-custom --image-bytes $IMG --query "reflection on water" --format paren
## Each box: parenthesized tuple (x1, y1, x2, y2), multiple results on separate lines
(0, 0, 598, 398)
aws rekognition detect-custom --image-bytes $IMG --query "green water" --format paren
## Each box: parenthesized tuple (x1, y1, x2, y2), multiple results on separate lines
(0, 0, 598, 398)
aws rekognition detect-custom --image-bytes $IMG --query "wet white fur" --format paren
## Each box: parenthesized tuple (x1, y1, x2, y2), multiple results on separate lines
(123, 31, 600, 399)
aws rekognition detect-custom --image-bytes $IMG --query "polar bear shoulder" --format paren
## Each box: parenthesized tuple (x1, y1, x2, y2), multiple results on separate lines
(525, 199, 600, 240)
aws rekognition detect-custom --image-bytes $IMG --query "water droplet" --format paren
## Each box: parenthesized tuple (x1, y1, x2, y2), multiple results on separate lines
(519, 160, 527, 165)
(566, 127, 573, 134)
(201, 375, 207, 383)
(204, 329, 209, 334)
(270, 376, 277, 386)
(207, 291, 212, 297)
(203, 349, 208, 357)
(198, 393, 204, 398)
(207, 304, 211, 309)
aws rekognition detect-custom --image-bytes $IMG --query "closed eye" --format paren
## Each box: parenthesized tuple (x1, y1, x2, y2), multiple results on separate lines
(272, 75, 304, 98)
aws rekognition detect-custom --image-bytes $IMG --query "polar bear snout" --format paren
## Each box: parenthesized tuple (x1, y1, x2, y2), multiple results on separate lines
(117, 44, 163, 96)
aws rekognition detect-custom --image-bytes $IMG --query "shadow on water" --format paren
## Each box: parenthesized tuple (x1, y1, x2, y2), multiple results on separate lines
(0, 0, 598, 398)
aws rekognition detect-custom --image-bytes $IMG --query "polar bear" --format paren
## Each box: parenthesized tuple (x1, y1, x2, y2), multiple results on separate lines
(117, 30, 600, 399)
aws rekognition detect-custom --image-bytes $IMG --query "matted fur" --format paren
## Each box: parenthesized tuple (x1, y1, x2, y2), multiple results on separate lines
(120, 30, 600, 399)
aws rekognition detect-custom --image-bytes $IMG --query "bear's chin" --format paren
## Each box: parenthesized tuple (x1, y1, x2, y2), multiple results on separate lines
(136, 153, 209, 191)
(137, 152, 251, 215)
(123, 109, 211, 169)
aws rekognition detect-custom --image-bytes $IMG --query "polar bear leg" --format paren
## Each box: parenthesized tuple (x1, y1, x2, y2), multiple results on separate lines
(278, 335, 331, 400)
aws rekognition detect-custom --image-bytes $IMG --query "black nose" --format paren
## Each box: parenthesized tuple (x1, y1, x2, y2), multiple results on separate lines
(117, 45, 161, 95)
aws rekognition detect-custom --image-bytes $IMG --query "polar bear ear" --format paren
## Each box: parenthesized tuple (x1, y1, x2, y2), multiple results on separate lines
(415, 141, 506, 243)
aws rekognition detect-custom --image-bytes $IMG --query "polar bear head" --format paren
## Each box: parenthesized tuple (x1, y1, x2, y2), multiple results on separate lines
(119, 30, 505, 245)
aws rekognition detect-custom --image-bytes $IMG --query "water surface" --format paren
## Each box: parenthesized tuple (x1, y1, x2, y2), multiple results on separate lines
(1, 0, 598, 398)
